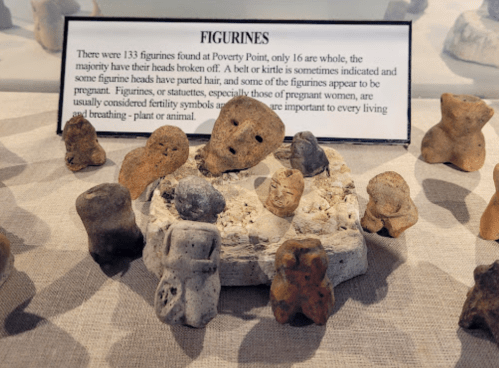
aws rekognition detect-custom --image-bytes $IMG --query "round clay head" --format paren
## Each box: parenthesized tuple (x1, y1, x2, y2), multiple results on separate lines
(202, 96, 285, 175)
(265, 168, 304, 217)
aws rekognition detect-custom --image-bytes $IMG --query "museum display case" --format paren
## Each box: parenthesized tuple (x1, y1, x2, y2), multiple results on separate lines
(1, 1, 499, 366)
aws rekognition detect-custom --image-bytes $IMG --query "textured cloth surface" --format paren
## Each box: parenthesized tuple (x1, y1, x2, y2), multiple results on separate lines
(1, 92, 499, 367)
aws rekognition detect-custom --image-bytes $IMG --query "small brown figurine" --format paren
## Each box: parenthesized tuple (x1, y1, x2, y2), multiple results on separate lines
(119, 125, 189, 200)
(265, 168, 304, 217)
(198, 96, 285, 176)
(459, 260, 499, 346)
(421, 93, 494, 172)
(270, 238, 334, 325)
(361, 171, 418, 238)
(480, 164, 499, 240)
(62, 115, 106, 172)
(0, 233, 14, 287)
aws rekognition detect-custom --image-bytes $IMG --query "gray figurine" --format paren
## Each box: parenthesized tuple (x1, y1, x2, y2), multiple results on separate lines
(290, 131, 329, 177)
(154, 221, 221, 328)
(174, 176, 225, 223)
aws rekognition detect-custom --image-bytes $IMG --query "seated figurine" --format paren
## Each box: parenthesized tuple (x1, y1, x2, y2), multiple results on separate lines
(480, 164, 499, 240)
(63, 115, 106, 172)
(154, 221, 221, 328)
(459, 260, 499, 347)
(361, 171, 418, 238)
(270, 238, 334, 325)
(265, 168, 304, 217)
(421, 93, 494, 172)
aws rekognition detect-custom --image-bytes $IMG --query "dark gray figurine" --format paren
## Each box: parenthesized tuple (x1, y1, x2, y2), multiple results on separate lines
(76, 183, 144, 264)
(290, 131, 329, 177)
(174, 176, 225, 223)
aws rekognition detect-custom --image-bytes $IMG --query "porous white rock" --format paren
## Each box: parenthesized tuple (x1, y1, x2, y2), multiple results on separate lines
(444, 4, 499, 68)
(144, 144, 367, 287)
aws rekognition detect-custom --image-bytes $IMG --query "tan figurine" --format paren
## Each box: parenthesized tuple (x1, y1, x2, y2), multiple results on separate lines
(198, 96, 285, 176)
(119, 125, 189, 200)
(265, 168, 304, 217)
(421, 93, 494, 172)
(361, 171, 418, 238)
(0, 233, 14, 287)
(480, 164, 499, 240)
(62, 115, 106, 172)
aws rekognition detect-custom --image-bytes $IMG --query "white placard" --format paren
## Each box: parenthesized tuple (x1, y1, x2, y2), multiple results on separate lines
(58, 18, 411, 143)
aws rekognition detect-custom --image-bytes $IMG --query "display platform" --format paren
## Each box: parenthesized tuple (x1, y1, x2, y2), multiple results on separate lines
(1, 92, 499, 367)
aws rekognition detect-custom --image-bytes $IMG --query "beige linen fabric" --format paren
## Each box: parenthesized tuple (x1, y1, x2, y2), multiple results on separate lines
(1, 92, 499, 367)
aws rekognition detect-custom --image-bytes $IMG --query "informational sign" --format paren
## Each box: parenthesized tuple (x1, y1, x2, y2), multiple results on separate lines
(58, 17, 411, 143)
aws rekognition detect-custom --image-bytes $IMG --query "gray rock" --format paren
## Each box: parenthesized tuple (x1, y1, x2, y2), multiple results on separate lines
(489, 0, 499, 20)
(0, 0, 13, 30)
(154, 221, 221, 328)
(76, 183, 144, 264)
(290, 131, 329, 177)
(175, 176, 225, 223)
(407, 0, 428, 14)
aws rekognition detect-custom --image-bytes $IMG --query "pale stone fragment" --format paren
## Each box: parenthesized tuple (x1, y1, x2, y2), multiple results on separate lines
(444, 5, 499, 68)
(32, 0, 64, 51)
(144, 143, 367, 287)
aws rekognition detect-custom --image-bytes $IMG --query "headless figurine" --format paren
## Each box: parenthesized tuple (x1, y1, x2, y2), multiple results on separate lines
(155, 221, 221, 328)
(480, 164, 499, 240)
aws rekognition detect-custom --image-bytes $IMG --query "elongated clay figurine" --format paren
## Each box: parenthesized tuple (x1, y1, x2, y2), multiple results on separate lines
(459, 261, 499, 347)
(270, 238, 334, 325)
(76, 183, 144, 264)
(421, 94, 494, 172)
(361, 171, 418, 238)
(155, 221, 221, 328)
(198, 96, 285, 176)
(119, 125, 189, 200)
(0, 234, 14, 287)
(265, 168, 304, 217)
(63, 115, 106, 171)
(480, 164, 499, 240)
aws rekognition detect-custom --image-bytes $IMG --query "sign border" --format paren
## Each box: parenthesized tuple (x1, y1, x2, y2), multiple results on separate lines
(57, 17, 411, 145)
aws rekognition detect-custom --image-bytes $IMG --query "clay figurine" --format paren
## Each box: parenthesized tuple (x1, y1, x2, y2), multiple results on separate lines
(290, 131, 329, 177)
(154, 221, 221, 328)
(76, 183, 144, 264)
(175, 176, 225, 223)
(459, 260, 499, 346)
(265, 168, 304, 217)
(361, 171, 418, 238)
(421, 93, 494, 172)
(0, 233, 14, 287)
(198, 96, 285, 176)
(0, 0, 13, 29)
(119, 125, 189, 200)
(489, 0, 499, 20)
(270, 238, 334, 325)
(480, 164, 499, 240)
(62, 115, 106, 171)
(384, 1, 408, 21)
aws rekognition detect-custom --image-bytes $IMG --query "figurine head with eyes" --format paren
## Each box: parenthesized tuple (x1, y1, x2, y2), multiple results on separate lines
(265, 168, 304, 217)
(200, 96, 285, 176)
